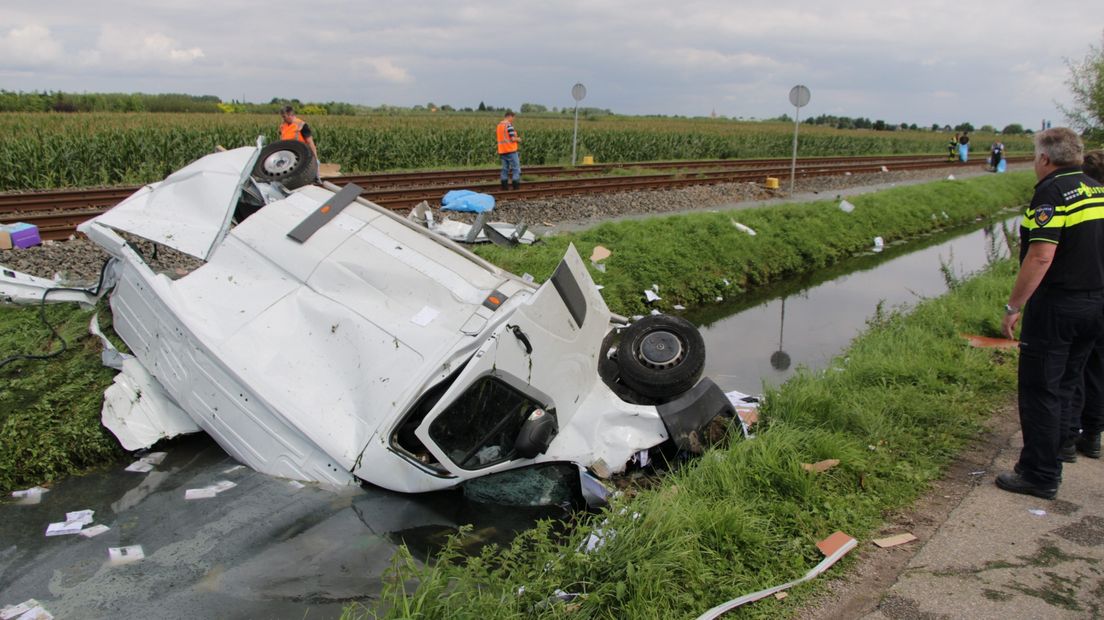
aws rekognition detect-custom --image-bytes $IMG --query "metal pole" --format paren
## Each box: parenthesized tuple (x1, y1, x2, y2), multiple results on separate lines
(789, 105, 800, 196)
(572, 103, 580, 166)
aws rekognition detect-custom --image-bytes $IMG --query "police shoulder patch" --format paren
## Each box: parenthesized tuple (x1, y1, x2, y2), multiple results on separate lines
(1034, 204, 1055, 226)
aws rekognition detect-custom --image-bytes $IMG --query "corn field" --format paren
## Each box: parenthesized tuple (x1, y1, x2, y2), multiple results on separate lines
(0, 113, 1034, 191)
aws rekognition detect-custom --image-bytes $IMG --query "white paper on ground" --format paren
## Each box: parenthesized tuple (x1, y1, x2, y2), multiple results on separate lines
(107, 545, 144, 565)
(11, 487, 48, 499)
(210, 480, 237, 493)
(140, 452, 167, 465)
(125, 460, 154, 473)
(185, 488, 218, 500)
(673, 304, 686, 310)
(1028, 508, 1047, 517)
(65, 510, 94, 525)
(79, 524, 110, 538)
(1, 600, 40, 620)
(644, 290, 661, 303)
(222, 465, 245, 474)
(288, 480, 305, 489)
(839, 200, 855, 213)
(410, 306, 439, 326)
(731, 221, 757, 236)
(15, 607, 52, 620)
(45, 521, 83, 537)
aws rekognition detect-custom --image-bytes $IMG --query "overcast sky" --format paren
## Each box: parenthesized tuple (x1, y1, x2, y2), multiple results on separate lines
(0, 1, 1099, 129)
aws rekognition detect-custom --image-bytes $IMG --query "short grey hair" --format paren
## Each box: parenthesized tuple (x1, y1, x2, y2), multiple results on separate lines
(1034, 127, 1083, 167)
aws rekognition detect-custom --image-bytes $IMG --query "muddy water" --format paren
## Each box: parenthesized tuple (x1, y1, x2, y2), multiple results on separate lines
(0, 216, 1016, 619)
(694, 215, 1017, 394)
(0, 435, 563, 619)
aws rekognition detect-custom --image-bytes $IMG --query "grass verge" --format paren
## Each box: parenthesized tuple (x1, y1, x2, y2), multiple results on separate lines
(353, 254, 1021, 619)
(473, 171, 1034, 315)
(0, 300, 124, 493)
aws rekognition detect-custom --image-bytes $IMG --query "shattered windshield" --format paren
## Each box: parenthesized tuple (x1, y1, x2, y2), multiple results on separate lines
(429, 376, 541, 470)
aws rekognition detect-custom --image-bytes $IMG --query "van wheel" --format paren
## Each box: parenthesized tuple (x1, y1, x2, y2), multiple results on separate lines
(253, 140, 316, 189)
(616, 315, 705, 400)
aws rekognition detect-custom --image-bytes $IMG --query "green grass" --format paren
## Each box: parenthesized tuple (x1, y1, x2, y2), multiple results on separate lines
(355, 255, 1022, 620)
(474, 171, 1036, 315)
(0, 300, 124, 493)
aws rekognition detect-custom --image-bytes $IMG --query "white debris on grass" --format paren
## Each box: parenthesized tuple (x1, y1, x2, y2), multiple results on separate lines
(644, 289, 661, 303)
(731, 220, 757, 236)
(673, 304, 686, 311)
(11, 487, 49, 505)
(838, 199, 855, 213)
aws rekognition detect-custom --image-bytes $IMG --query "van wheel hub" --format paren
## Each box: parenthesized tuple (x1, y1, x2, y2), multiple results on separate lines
(638, 331, 684, 369)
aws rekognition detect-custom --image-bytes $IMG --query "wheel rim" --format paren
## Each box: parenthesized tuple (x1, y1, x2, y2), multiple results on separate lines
(636, 330, 685, 370)
(262, 149, 299, 177)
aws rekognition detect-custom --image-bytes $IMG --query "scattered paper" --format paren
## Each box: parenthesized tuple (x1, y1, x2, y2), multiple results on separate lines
(802, 459, 841, 473)
(650, 309, 661, 316)
(141, 452, 167, 465)
(11, 487, 48, 505)
(673, 304, 686, 310)
(969, 470, 986, 476)
(1028, 508, 1047, 517)
(185, 488, 218, 500)
(45, 521, 83, 537)
(722, 278, 730, 287)
(522, 272, 535, 283)
(288, 480, 305, 489)
(79, 524, 110, 538)
(107, 545, 144, 565)
(594, 263, 607, 273)
(731, 220, 757, 236)
(839, 199, 855, 213)
(872, 532, 917, 548)
(873, 236, 884, 248)
(774, 592, 788, 601)
(880, 165, 889, 172)
(651, 284, 659, 292)
(947, 174, 956, 180)
(941, 211, 949, 219)
(644, 290, 661, 303)
(410, 306, 439, 327)
(65, 510, 94, 525)
(1, 600, 41, 620)
(590, 245, 612, 262)
(209, 480, 237, 493)
(715, 296, 724, 302)
(125, 460, 154, 474)
(17, 607, 53, 620)
(222, 465, 245, 474)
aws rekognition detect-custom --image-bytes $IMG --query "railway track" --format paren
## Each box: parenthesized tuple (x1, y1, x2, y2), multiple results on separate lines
(2, 155, 1024, 241)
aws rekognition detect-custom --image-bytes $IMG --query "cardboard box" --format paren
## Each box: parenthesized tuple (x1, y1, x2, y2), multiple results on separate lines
(0, 228, 12, 250)
(7, 222, 41, 249)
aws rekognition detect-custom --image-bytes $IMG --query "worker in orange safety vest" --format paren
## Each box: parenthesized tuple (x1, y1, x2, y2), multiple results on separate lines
(279, 105, 320, 179)
(496, 110, 522, 190)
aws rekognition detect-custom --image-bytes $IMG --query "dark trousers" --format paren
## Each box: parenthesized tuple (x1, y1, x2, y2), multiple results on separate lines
(1016, 288, 1104, 486)
(1070, 338, 1104, 435)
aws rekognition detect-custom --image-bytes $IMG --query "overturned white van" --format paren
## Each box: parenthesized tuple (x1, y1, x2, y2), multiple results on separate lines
(79, 142, 734, 493)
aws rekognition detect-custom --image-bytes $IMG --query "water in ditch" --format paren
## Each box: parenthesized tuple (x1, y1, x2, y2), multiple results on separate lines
(0, 215, 1018, 619)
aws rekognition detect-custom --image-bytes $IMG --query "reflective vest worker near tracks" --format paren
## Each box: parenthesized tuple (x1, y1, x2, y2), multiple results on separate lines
(496, 119, 519, 154)
(280, 116, 308, 142)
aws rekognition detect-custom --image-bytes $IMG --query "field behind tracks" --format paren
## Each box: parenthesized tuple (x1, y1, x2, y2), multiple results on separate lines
(0, 112, 1034, 191)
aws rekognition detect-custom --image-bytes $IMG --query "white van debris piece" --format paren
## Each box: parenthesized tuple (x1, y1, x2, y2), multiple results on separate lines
(107, 545, 144, 565)
(696, 531, 857, 618)
(0, 267, 98, 307)
(78, 145, 734, 495)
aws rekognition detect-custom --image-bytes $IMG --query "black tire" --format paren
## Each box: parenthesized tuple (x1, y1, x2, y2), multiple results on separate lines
(616, 315, 705, 400)
(252, 140, 316, 189)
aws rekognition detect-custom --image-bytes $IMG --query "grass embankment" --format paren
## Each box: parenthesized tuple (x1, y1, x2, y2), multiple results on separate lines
(0, 172, 1033, 498)
(359, 253, 1023, 619)
(475, 172, 1035, 315)
(0, 302, 123, 492)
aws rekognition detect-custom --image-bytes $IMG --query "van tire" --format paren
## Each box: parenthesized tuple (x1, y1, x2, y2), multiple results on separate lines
(253, 140, 316, 189)
(616, 315, 705, 400)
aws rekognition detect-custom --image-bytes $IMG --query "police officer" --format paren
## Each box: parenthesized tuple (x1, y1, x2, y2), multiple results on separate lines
(997, 128, 1104, 499)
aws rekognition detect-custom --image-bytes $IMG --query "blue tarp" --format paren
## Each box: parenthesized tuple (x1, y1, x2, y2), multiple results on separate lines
(997, 158, 1007, 173)
(958, 144, 969, 162)
(441, 190, 495, 213)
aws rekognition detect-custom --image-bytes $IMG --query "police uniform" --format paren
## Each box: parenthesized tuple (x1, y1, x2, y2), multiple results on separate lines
(1016, 168, 1104, 486)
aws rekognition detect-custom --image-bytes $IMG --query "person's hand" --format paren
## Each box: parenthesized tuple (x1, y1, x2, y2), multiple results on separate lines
(1002, 310, 1020, 340)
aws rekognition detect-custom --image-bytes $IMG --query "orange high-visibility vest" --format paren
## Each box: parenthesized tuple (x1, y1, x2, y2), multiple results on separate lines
(496, 120, 518, 154)
(280, 116, 307, 142)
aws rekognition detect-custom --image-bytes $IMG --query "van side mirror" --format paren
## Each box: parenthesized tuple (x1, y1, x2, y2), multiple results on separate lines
(514, 409, 558, 458)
